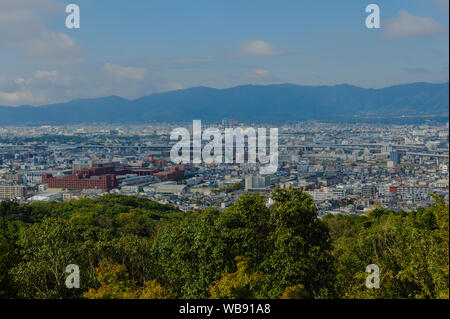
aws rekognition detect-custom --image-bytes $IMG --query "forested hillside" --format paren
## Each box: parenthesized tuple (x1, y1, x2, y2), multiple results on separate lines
(0, 190, 448, 299)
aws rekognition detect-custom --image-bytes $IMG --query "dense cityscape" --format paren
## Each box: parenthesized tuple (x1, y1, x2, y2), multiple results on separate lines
(1, 121, 448, 216)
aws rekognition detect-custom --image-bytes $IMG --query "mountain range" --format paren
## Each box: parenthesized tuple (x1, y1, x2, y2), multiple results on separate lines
(0, 82, 448, 125)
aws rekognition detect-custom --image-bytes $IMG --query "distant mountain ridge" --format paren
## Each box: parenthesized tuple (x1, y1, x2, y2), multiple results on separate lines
(0, 82, 448, 125)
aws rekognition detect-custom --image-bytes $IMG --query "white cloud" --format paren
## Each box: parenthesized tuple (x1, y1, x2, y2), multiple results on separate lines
(237, 40, 280, 57)
(0, 69, 72, 105)
(104, 63, 148, 81)
(0, 0, 81, 60)
(23, 32, 81, 59)
(0, 91, 41, 105)
(0, 64, 181, 106)
(385, 11, 447, 37)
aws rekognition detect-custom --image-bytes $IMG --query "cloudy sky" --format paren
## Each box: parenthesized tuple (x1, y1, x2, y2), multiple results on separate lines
(0, 0, 448, 106)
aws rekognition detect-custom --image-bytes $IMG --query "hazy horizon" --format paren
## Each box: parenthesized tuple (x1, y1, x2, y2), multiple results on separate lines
(0, 80, 448, 108)
(0, 0, 448, 106)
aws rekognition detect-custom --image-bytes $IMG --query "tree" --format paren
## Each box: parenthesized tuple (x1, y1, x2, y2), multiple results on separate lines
(0, 219, 15, 297)
(209, 257, 263, 299)
(152, 208, 235, 298)
(84, 260, 175, 299)
(153, 193, 272, 298)
(259, 187, 336, 298)
(10, 218, 87, 298)
(280, 284, 309, 299)
(328, 195, 449, 299)
(139, 280, 176, 299)
(84, 260, 136, 299)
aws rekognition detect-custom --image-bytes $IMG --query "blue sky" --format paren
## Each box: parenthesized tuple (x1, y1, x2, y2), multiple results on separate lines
(0, 0, 448, 105)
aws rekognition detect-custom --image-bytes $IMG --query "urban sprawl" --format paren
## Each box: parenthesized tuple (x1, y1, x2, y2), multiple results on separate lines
(0, 121, 448, 217)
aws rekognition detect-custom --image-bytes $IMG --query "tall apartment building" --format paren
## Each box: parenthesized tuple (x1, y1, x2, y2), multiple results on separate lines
(0, 185, 27, 200)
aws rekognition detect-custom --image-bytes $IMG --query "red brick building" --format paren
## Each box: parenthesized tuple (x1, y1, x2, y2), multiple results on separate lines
(41, 163, 185, 190)
(153, 165, 185, 181)
(41, 164, 128, 191)
(42, 173, 117, 191)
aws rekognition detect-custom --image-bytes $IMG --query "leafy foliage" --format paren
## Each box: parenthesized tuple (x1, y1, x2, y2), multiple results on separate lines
(209, 256, 263, 299)
(325, 194, 449, 298)
(0, 191, 448, 299)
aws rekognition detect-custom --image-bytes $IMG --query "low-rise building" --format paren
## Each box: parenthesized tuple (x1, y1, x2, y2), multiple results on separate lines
(0, 184, 27, 200)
